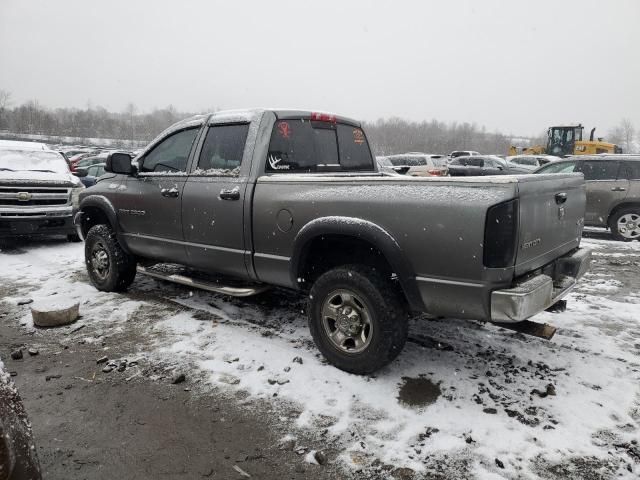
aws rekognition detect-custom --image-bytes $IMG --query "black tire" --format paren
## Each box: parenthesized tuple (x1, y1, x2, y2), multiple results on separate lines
(67, 233, 82, 243)
(609, 207, 640, 242)
(84, 224, 137, 291)
(308, 264, 408, 375)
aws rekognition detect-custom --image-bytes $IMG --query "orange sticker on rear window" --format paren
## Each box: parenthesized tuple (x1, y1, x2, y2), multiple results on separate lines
(353, 129, 365, 145)
(277, 121, 291, 139)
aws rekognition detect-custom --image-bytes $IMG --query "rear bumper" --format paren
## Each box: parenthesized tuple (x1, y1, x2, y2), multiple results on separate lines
(0, 212, 75, 237)
(491, 247, 591, 323)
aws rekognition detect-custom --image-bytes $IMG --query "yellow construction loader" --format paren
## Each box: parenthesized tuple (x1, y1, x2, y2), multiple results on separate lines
(509, 124, 622, 157)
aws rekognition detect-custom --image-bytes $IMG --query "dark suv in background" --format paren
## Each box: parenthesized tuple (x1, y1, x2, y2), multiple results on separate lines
(535, 155, 640, 241)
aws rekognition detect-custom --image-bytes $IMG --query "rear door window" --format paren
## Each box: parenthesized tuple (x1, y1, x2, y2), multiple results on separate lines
(196, 124, 249, 175)
(577, 161, 620, 180)
(622, 161, 640, 179)
(266, 119, 373, 172)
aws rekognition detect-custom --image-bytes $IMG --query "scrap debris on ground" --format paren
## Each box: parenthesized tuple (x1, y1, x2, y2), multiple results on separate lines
(1, 230, 639, 479)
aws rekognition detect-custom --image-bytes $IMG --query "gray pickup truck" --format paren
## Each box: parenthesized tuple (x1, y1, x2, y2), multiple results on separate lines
(75, 109, 591, 374)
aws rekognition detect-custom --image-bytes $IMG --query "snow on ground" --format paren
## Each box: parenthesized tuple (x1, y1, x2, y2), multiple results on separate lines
(1, 233, 639, 479)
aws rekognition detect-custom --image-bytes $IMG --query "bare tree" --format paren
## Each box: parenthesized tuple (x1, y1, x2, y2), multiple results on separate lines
(125, 102, 137, 143)
(0, 89, 11, 129)
(620, 118, 635, 153)
(0, 89, 11, 110)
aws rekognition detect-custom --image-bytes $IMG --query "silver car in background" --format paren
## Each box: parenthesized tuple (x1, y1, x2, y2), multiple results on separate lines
(386, 153, 448, 176)
(507, 154, 562, 171)
(535, 155, 640, 241)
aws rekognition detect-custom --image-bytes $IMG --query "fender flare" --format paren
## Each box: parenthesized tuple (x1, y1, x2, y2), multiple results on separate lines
(290, 216, 424, 311)
(78, 195, 119, 231)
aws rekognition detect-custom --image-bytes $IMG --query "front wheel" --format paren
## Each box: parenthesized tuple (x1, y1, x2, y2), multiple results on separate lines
(84, 224, 137, 291)
(609, 208, 640, 242)
(308, 265, 408, 375)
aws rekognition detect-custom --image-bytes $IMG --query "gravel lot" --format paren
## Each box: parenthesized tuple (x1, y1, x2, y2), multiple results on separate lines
(1, 230, 639, 479)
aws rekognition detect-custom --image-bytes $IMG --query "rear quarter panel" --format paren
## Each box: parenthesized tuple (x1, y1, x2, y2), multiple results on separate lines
(252, 175, 518, 319)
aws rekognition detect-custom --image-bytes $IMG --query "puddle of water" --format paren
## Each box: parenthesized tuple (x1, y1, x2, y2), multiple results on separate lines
(397, 376, 441, 408)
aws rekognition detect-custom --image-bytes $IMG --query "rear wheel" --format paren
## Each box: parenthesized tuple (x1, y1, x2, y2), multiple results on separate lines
(609, 208, 640, 242)
(85, 224, 137, 291)
(308, 265, 408, 375)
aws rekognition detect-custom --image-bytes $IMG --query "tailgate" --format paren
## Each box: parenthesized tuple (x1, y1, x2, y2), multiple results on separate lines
(514, 173, 585, 276)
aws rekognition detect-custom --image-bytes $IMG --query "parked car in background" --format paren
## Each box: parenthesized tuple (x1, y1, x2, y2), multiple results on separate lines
(81, 162, 106, 187)
(75, 152, 109, 170)
(0, 148, 85, 240)
(0, 140, 49, 151)
(507, 154, 562, 171)
(386, 153, 447, 176)
(407, 154, 448, 177)
(448, 155, 530, 176)
(376, 156, 400, 175)
(535, 155, 640, 241)
(68, 151, 102, 171)
(62, 149, 91, 158)
(449, 150, 480, 161)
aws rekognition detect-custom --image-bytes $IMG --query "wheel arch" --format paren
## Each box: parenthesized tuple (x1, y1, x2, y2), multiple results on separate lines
(607, 201, 640, 226)
(291, 216, 424, 311)
(78, 195, 123, 244)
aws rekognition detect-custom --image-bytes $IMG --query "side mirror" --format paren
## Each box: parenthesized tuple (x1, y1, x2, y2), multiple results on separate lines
(73, 167, 88, 178)
(105, 152, 134, 175)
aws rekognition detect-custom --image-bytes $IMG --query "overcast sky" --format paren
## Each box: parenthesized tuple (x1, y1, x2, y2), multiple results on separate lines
(1, 0, 638, 137)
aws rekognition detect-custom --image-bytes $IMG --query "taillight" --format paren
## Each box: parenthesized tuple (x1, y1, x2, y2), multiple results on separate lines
(483, 199, 518, 268)
(427, 169, 443, 176)
(310, 112, 336, 123)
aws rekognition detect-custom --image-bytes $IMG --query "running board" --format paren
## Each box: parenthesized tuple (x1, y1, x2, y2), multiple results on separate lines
(136, 265, 270, 297)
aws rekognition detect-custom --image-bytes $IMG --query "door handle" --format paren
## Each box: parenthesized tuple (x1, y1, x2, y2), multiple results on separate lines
(161, 187, 179, 198)
(611, 187, 627, 192)
(219, 187, 240, 201)
(555, 192, 567, 204)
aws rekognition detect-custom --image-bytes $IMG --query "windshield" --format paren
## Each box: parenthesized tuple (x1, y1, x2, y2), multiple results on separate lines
(0, 149, 70, 174)
(536, 161, 577, 174)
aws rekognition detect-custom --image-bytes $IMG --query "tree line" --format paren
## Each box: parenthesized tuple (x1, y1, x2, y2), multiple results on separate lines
(0, 89, 636, 154)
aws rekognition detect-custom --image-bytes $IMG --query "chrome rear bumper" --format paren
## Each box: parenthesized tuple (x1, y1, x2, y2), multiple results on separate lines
(491, 247, 591, 323)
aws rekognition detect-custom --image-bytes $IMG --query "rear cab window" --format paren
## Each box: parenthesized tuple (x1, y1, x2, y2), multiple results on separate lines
(266, 117, 374, 173)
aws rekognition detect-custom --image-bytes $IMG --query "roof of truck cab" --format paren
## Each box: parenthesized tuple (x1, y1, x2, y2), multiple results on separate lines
(206, 108, 361, 127)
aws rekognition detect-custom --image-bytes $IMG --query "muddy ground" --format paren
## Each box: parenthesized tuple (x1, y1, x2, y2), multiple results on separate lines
(0, 315, 340, 479)
(1, 230, 640, 479)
